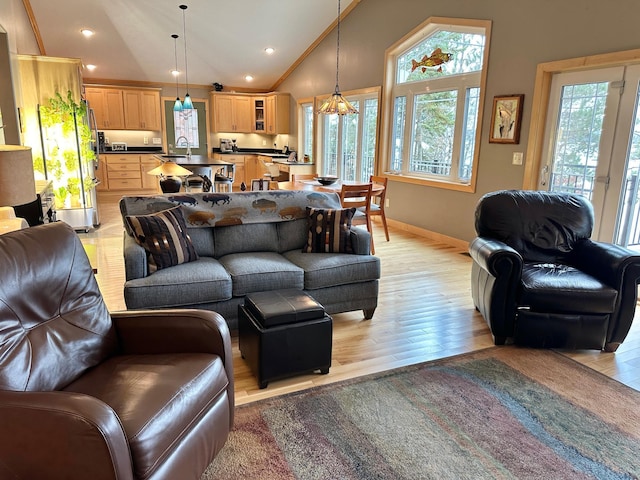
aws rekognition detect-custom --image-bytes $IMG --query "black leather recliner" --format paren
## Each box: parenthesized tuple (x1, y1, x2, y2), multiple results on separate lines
(469, 190, 640, 351)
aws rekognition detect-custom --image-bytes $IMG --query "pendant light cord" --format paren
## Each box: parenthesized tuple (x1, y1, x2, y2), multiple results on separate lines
(180, 5, 189, 94)
(335, 0, 341, 93)
(172, 34, 180, 97)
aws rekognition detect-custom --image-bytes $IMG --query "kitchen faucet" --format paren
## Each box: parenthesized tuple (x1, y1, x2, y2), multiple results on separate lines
(175, 135, 191, 158)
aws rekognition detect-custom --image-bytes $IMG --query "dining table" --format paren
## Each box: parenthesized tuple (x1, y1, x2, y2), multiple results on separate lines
(278, 179, 385, 196)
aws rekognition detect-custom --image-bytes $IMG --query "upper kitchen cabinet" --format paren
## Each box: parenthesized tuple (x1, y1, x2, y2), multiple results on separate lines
(85, 87, 125, 130)
(123, 89, 161, 130)
(211, 94, 253, 133)
(265, 94, 290, 134)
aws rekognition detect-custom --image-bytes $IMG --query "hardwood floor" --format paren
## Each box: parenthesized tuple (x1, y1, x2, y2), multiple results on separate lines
(82, 194, 640, 406)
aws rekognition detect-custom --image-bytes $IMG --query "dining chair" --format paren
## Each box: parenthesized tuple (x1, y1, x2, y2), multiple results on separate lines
(369, 175, 389, 241)
(340, 182, 375, 254)
(291, 173, 317, 182)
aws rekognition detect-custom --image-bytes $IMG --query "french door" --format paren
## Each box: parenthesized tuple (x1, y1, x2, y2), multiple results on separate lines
(541, 65, 640, 245)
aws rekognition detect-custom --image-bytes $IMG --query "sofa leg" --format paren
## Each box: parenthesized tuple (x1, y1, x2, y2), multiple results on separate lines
(604, 342, 620, 352)
(363, 308, 375, 320)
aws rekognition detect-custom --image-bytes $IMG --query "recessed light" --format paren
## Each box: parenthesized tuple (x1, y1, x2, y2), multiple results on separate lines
(264, 47, 275, 55)
(171, 69, 180, 76)
(81, 29, 94, 37)
(245, 75, 254, 82)
(85, 64, 96, 71)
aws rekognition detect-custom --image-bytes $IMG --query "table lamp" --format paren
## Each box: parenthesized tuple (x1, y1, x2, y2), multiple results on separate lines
(147, 161, 192, 193)
(0, 145, 37, 207)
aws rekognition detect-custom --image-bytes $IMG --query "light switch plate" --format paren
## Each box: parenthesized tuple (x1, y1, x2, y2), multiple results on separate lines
(152, 137, 162, 145)
(512, 152, 523, 165)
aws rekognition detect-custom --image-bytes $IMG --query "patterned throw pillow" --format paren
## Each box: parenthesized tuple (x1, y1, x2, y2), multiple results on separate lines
(125, 206, 198, 272)
(303, 207, 356, 254)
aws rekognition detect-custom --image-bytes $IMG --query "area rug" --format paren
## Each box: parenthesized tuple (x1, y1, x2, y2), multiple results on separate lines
(202, 347, 640, 479)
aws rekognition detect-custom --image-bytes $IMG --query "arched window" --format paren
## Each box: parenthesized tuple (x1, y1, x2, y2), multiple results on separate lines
(381, 18, 491, 191)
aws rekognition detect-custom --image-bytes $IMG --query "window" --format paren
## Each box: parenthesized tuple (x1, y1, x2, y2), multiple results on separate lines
(299, 101, 314, 162)
(382, 18, 491, 191)
(316, 88, 380, 182)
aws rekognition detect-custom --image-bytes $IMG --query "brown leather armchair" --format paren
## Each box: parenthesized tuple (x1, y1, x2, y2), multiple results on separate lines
(470, 190, 640, 351)
(0, 222, 234, 479)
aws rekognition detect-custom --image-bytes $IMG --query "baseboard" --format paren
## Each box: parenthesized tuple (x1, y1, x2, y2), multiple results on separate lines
(385, 217, 469, 250)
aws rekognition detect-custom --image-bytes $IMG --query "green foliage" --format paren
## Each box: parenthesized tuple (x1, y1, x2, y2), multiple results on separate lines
(38, 90, 95, 202)
(54, 186, 68, 208)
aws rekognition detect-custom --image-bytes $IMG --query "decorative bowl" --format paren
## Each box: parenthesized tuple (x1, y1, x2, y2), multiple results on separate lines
(316, 176, 338, 186)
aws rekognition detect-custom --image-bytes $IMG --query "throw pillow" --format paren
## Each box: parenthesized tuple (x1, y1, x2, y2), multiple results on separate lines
(125, 206, 198, 272)
(303, 207, 356, 254)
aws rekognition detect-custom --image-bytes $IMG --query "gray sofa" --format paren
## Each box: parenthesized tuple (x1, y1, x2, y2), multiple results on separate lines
(120, 191, 381, 329)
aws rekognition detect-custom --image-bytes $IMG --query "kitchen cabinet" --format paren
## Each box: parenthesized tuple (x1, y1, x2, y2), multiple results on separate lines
(123, 89, 161, 130)
(244, 155, 267, 182)
(86, 86, 161, 131)
(265, 94, 290, 134)
(253, 98, 266, 133)
(211, 94, 253, 133)
(103, 154, 160, 192)
(140, 154, 161, 191)
(85, 87, 125, 130)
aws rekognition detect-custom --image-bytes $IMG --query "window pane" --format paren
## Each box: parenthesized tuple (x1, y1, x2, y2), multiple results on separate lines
(361, 98, 378, 181)
(397, 30, 485, 84)
(342, 101, 359, 181)
(323, 114, 339, 176)
(391, 96, 406, 173)
(459, 87, 480, 181)
(410, 90, 457, 176)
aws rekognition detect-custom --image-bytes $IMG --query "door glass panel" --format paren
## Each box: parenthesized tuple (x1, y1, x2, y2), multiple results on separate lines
(323, 115, 339, 176)
(616, 83, 640, 246)
(548, 82, 609, 199)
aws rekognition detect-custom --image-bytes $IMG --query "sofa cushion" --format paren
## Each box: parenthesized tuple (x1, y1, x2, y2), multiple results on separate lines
(218, 252, 304, 296)
(276, 218, 308, 252)
(63, 353, 228, 480)
(303, 207, 356, 253)
(124, 257, 232, 309)
(214, 223, 279, 258)
(125, 207, 198, 272)
(283, 250, 381, 290)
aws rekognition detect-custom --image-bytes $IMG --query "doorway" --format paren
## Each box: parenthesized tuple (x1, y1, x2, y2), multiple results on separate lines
(540, 64, 640, 245)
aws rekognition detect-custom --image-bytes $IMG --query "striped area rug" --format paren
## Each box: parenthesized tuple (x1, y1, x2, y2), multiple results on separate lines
(203, 347, 640, 479)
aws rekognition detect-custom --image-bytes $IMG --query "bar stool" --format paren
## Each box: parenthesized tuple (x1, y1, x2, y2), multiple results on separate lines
(214, 164, 236, 192)
(186, 166, 212, 193)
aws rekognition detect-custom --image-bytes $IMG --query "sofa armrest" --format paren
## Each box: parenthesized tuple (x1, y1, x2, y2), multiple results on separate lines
(0, 390, 133, 480)
(349, 227, 372, 255)
(123, 231, 147, 281)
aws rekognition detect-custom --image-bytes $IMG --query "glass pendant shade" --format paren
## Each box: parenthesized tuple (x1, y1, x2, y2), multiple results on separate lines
(173, 98, 183, 112)
(171, 34, 183, 112)
(182, 93, 193, 110)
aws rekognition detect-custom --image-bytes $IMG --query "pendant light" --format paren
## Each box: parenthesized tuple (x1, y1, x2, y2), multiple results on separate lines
(317, 0, 358, 115)
(180, 4, 193, 110)
(171, 34, 183, 112)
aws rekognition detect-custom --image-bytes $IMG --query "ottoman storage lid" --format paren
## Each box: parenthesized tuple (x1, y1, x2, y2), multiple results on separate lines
(245, 289, 325, 327)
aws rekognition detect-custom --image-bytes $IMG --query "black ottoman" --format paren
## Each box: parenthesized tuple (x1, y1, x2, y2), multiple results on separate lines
(239, 289, 332, 389)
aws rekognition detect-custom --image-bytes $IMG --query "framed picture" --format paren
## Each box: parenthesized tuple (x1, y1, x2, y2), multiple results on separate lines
(251, 179, 270, 191)
(489, 94, 524, 144)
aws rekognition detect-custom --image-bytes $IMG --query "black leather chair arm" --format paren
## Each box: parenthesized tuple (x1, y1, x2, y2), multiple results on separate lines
(469, 236, 523, 278)
(0, 390, 132, 480)
(572, 240, 640, 349)
(572, 239, 640, 287)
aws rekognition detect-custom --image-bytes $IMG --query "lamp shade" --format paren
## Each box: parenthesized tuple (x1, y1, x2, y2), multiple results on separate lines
(147, 161, 192, 177)
(0, 146, 37, 207)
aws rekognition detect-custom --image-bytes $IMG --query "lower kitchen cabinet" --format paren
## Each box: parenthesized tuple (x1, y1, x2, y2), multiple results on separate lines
(103, 154, 160, 193)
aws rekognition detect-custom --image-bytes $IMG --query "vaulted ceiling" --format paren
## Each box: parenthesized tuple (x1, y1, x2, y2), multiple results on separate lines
(27, 0, 358, 91)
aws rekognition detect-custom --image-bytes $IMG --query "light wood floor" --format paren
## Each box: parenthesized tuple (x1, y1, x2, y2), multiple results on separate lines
(83, 194, 640, 405)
